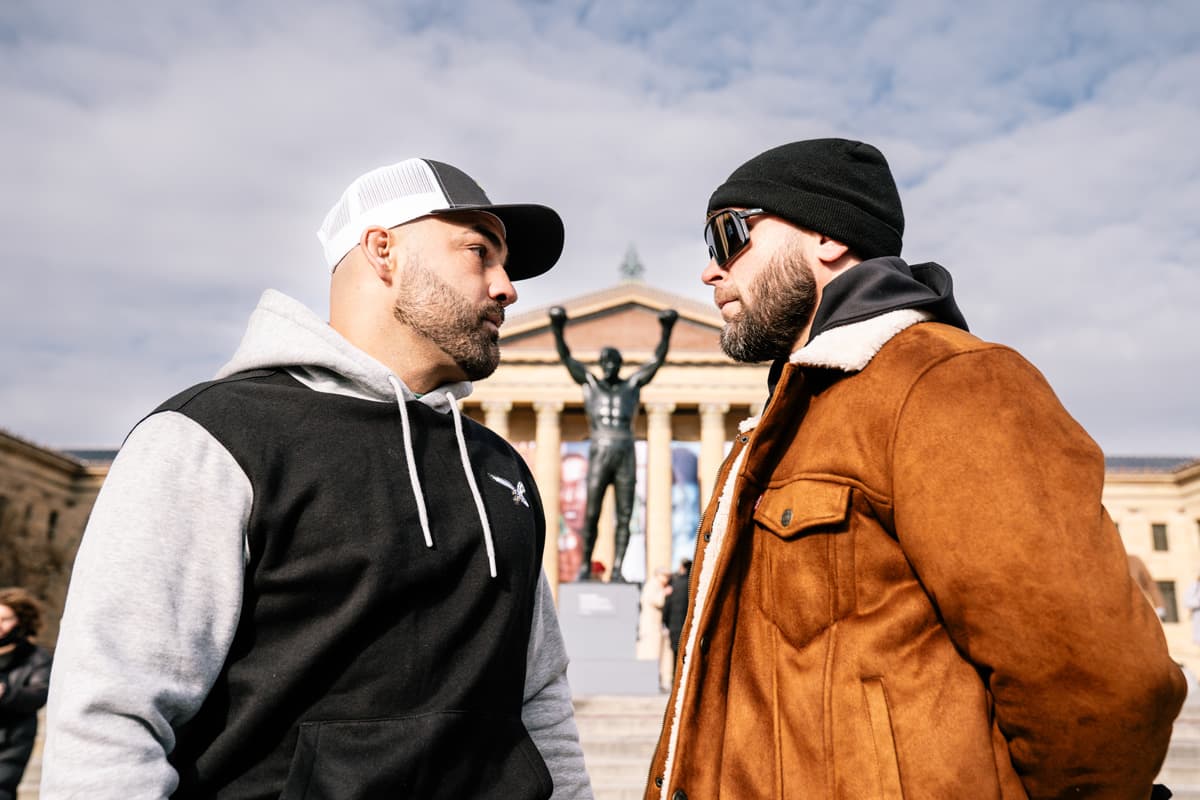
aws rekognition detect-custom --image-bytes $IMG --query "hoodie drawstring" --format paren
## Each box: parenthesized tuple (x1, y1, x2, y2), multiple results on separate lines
(389, 376, 434, 549)
(387, 376, 497, 578)
(448, 397, 498, 578)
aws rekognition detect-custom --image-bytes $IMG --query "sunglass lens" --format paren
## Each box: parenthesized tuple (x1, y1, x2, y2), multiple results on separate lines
(704, 222, 724, 265)
(705, 211, 749, 266)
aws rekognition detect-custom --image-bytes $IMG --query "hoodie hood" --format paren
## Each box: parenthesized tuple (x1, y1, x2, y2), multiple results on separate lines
(808, 257, 967, 340)
(216, 290, 499, 577)
(216, 289, 473, 411)
(760, 258, 970, 400)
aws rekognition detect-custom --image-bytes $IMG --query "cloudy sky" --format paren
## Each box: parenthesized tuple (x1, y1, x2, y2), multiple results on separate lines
(2, 0, 1198, 455)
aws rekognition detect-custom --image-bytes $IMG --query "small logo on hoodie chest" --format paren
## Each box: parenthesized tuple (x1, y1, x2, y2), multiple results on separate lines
(488, 473, 530, 507)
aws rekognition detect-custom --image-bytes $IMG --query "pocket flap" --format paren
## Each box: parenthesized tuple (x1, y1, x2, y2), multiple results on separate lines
(754, 480, 851, 539)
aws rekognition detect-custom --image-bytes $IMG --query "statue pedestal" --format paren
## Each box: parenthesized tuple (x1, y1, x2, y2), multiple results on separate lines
(558, 581, 660, 696)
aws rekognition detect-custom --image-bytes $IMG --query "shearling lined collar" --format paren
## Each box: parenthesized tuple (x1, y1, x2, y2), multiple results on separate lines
(791, 308, 933, 372)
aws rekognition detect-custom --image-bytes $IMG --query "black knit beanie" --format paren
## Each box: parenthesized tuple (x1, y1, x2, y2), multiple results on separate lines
(707, 138, 904, 259)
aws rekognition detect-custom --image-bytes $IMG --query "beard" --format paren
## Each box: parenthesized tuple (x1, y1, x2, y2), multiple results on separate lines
(392, 256, 505, 381)
(719, 242, 818, 363)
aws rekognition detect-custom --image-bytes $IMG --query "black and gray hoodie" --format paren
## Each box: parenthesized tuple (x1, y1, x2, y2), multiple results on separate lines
(42, 290, 593, 799)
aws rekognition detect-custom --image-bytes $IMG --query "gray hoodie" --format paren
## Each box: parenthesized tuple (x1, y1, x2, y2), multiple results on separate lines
(41, 289, 593, 798)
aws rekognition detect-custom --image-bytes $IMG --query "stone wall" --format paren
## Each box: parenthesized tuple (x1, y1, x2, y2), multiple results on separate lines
(0, 431, 106, 645)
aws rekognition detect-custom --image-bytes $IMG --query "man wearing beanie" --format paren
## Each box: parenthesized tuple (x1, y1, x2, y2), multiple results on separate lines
(646, 139, 1185, 800)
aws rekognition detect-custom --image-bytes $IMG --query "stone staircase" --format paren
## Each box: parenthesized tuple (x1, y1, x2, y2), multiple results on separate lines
(1159, 693, 1200, 800)
(15, 689, 1196, 798)
(576, 693, 669, 800)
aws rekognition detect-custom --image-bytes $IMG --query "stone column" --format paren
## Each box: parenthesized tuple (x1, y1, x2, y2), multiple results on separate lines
(482, 400, 512, 441)
(645, 402, 676, 579)
(699, 402, 730, 510)
(534, 401, 563, 599)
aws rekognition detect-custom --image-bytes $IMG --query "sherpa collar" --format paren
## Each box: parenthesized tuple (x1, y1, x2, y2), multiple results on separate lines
(746, 308, 932, 433)
(791, 308, 932, 372)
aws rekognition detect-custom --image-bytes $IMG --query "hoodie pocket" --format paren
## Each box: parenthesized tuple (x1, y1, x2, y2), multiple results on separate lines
(862, 677, 904, 800)
(280, 711, 553, 800)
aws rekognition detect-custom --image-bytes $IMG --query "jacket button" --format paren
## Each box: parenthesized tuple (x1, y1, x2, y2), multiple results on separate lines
(781, 508, 793, 526)
(673, 791, 687, 800)
(738, 435, 749, 443)
(703, 531, 711, 542)
(655, 776, 664, 788)
(699, 635, 710, 655)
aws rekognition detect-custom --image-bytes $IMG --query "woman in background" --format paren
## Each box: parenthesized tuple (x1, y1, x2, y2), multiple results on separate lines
(0, 587, 52, 799)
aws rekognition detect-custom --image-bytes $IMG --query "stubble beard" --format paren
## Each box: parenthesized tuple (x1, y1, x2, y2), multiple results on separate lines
(392, 255, 505, 381)
(719, 243, 818, 364)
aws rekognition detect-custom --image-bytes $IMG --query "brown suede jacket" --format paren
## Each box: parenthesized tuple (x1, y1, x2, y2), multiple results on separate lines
(646, 311, 1186, 800)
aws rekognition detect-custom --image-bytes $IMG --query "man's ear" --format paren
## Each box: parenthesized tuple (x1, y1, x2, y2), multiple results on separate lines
(816, 235, 850, 265)
(361, 226, 394, 283)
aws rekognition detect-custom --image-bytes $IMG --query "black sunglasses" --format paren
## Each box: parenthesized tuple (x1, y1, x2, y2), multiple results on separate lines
(704, 208, 765, 267)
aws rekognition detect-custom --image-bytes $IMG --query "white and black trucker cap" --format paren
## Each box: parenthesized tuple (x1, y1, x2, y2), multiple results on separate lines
(317, 158, 564, 280)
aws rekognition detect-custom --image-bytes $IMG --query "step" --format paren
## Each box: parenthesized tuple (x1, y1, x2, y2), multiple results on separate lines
(1161, 768, 1200, 788)
(1163, 738, 1200, 759)
(594, 785, 651, 800)
(587, 756, 654, 786)
(1162, 788, 1200, 800)
(577, 716, 668, 739)
(573, 695, 664, 799)
(575, 694, 670, 713)
(580, 735, 661, 760)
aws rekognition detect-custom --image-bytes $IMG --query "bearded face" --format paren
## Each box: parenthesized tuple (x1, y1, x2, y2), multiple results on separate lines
(719, 241, 818, 364)
(392, 254, 505, 381)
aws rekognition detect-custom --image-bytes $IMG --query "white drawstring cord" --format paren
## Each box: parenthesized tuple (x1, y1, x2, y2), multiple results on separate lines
(449, 396, 498, 578)
(388, 376, 433, 549)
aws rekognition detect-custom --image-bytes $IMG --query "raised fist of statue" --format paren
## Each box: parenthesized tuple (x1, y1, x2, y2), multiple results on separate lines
(548, 306, 568, 329)
(658, 309, 679, 329)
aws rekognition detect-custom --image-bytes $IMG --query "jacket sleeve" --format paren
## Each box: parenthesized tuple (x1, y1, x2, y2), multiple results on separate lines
(0, 648, 52, 714)
(40, 411, 250, 799)
(522, 572, 594, 800)
(891, 346, 1186, 798)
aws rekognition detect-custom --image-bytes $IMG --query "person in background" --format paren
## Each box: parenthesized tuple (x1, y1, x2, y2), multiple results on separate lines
(1128, 553, 1168, 620)
(42, 158, 592, 799)
(0, 587, 51, 800)
(647, 138, 1185, 800)
(637, 567, 673, 691)
(661, 559, 692, 674)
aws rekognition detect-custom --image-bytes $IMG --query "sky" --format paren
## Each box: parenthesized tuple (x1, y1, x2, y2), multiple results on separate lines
(1, 0, 1198, 455)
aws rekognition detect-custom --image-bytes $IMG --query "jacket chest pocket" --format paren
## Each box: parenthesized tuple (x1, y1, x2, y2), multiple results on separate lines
(753, 479, 856, 645)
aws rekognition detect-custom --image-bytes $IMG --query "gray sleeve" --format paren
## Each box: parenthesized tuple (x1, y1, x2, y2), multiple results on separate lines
(40, 411, 250, 798)
(522, 572, 594, 800)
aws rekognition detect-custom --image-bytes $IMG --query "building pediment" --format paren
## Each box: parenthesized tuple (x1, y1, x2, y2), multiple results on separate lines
(501, 280, 728, 364)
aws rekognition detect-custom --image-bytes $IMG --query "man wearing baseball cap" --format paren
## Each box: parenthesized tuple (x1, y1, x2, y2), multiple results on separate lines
(648, 139, 1185, 800)
(42, 158, 593, 799)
